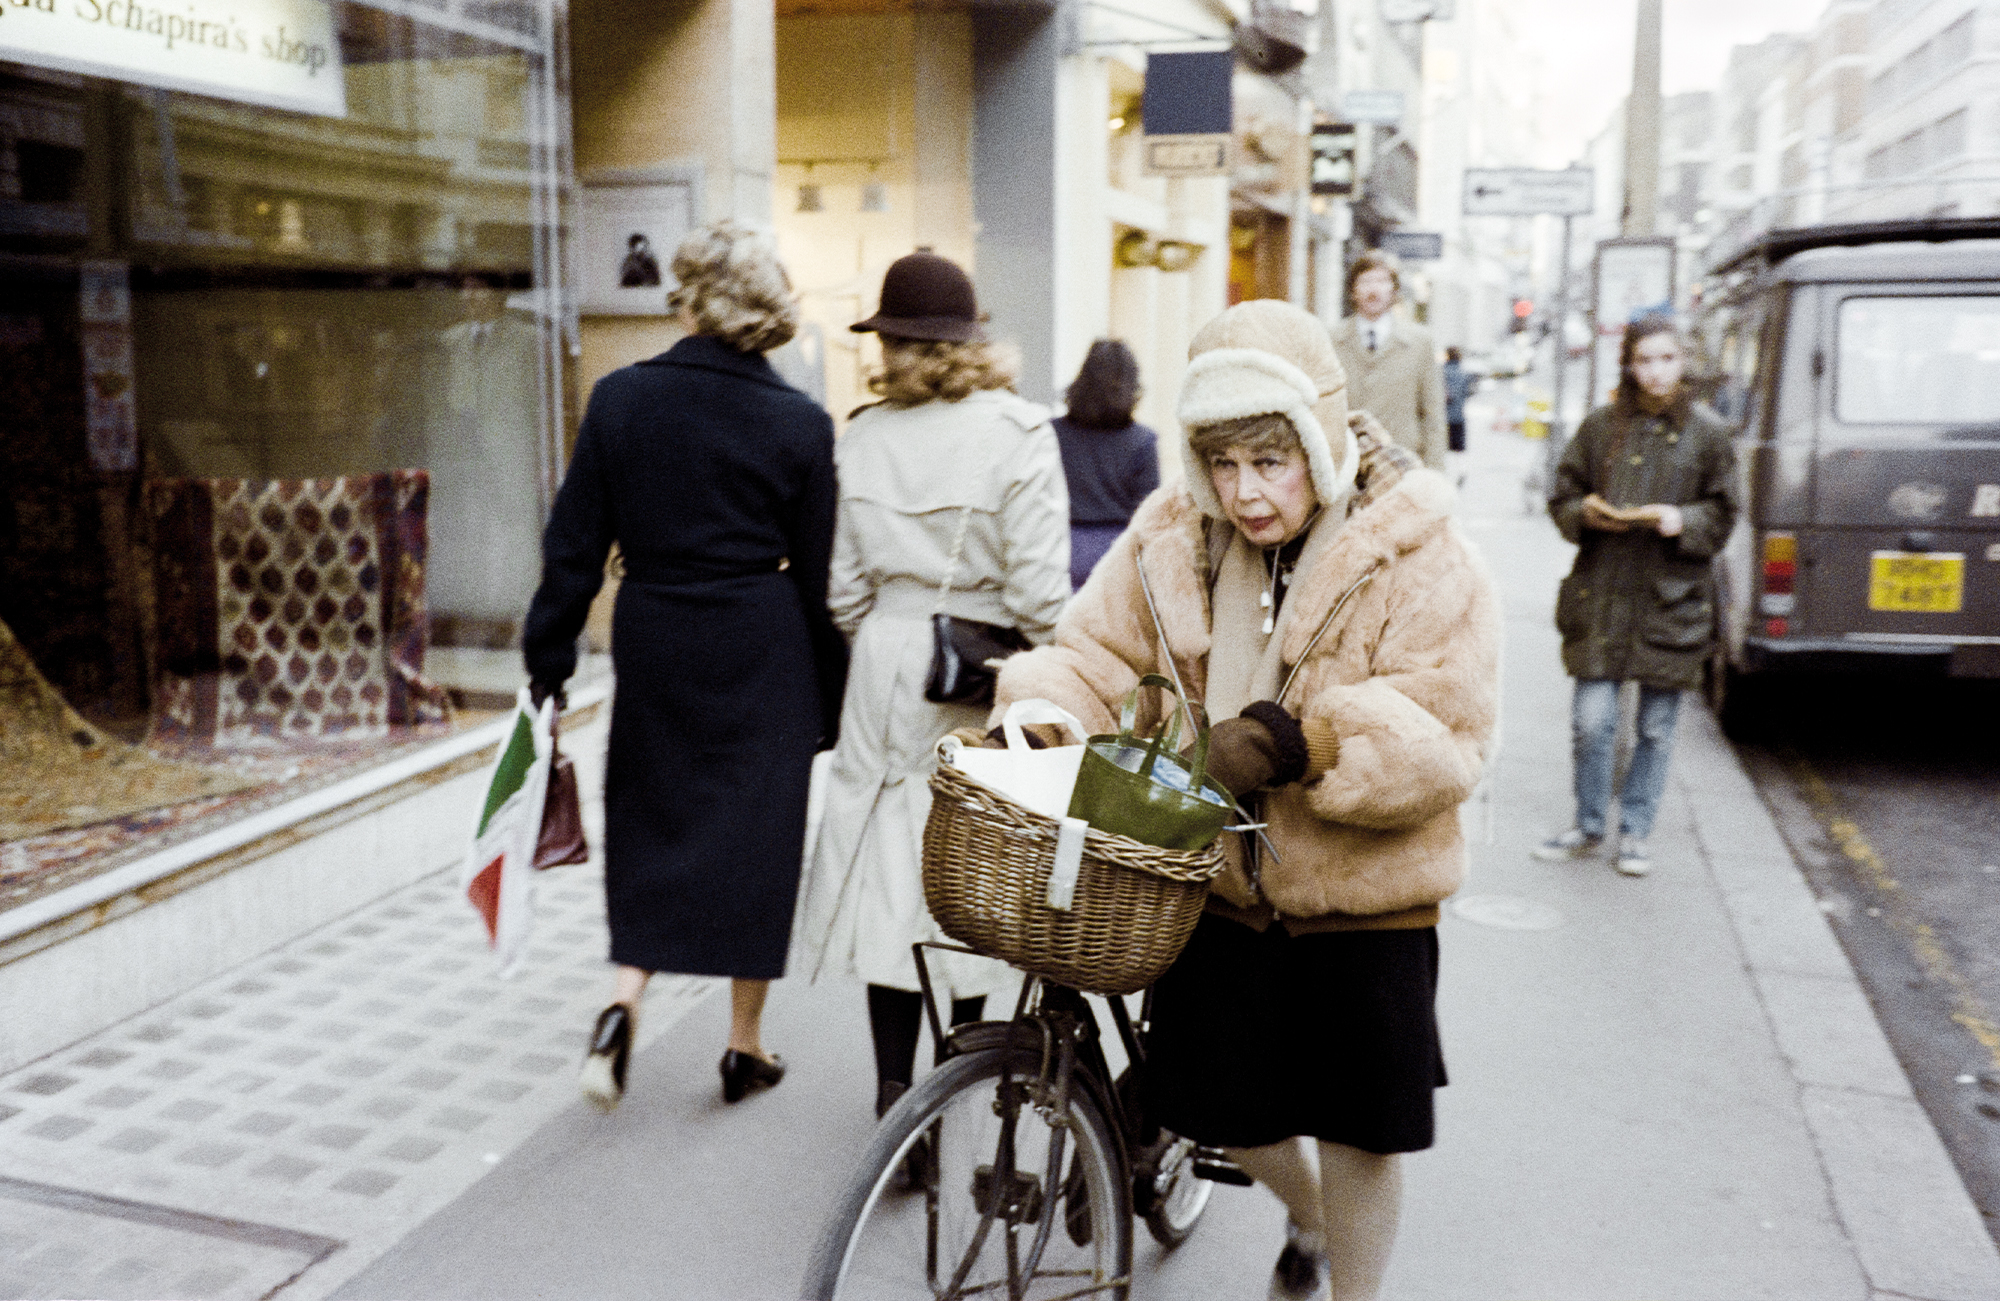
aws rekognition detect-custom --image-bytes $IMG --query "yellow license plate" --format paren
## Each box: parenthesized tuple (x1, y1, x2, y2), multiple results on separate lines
(1869, 552, 1964, 612)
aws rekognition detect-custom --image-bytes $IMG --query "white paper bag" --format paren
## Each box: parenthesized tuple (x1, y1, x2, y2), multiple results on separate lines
(937, 698, 1087, 821)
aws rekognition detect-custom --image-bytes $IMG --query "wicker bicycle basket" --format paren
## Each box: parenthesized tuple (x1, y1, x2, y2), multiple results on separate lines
(922, 760, 1228, 997)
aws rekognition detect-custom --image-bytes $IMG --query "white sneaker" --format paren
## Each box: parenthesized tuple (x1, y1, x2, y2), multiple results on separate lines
(1532, 827, 1603, 862)
(1269, 1219, 1328, 1300)
(1615, 835, 1652, 877)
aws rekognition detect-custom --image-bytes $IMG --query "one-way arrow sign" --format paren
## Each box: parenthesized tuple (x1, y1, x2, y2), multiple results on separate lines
(1462, 167, 1594, 217)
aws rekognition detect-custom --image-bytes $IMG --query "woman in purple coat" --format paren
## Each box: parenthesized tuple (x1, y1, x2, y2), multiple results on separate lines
(1052, 339, 1159, 589)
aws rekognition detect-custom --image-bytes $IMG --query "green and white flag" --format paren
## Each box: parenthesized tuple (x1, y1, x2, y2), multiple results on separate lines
(462, 688, 554, 975)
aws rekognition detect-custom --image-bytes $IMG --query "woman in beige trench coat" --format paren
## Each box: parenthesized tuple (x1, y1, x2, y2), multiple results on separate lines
(795, 252, 1071, 1120)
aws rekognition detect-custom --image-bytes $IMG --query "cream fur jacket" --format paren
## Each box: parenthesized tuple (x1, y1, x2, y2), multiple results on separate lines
(994, 466, 1500, 923)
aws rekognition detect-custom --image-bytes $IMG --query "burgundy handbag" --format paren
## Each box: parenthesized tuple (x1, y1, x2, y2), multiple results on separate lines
(533, 713, 589, 869)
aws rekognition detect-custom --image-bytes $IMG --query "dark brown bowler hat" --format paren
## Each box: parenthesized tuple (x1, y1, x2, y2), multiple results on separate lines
(850, 251, 986, 342)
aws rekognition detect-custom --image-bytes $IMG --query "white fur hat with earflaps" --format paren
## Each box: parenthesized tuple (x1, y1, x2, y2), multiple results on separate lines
(1176, 346, 1361, 522)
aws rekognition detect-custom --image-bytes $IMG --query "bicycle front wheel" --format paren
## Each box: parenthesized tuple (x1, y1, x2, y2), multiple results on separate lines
(802, 1045, 1133, 1301)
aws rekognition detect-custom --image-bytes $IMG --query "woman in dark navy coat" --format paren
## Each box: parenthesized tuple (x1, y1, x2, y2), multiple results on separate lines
(523, 221, 846, 1110)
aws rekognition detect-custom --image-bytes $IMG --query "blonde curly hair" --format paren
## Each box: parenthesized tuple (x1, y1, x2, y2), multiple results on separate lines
(869, 337, 1019, 405)
(667, 220, 799, 353)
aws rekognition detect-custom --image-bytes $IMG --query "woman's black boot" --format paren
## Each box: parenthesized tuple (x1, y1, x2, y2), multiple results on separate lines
(720, 1049, 786, 1103)
(579, 1004, 632, 1112)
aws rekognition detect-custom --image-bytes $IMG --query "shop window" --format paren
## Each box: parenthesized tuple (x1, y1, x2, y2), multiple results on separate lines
(0, 0, 575, 900)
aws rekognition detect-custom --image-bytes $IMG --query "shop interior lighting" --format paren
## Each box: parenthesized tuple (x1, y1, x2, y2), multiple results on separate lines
(1115, 229, 1159, 268)
(1113, 230, 1204, 272)
(1153, 239, 1202, 272)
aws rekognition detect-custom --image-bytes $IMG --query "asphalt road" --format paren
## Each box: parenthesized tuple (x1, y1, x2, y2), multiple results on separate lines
(1733, 671, 2000, 1245)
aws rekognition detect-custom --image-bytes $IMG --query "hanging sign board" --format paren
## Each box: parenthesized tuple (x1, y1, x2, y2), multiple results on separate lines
(1142, 49, 1232, 178)
(1309, 122, 1356, 195)
(1339, 90, 1404, 126)
(1379, 230, 1443, 261)
(0, 0, 346, 118)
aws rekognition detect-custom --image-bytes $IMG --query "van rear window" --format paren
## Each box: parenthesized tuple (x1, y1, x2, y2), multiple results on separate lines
(1837, 296, 2000, 425)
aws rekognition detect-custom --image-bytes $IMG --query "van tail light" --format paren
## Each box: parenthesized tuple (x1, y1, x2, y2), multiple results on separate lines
(1762, 533, 1797, 593)
(1759, 533, 1797, 631)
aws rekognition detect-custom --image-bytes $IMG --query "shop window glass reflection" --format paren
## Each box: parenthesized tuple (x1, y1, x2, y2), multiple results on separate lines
(0, 0, 573, 900)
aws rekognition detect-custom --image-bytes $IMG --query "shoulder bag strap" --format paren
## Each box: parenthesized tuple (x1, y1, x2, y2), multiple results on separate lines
(934, 506, 972, 616)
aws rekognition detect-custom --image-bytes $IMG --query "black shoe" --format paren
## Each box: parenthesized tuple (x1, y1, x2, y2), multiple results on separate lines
(1270, 1219, 1328, 1300)
(579, 1004, 632, 1112)
(720, 1049, 785, 1103)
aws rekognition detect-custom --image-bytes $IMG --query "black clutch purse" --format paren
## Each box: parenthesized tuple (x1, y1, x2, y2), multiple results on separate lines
(925, 614, 1031, 706)
(924, 507, 1030, 707)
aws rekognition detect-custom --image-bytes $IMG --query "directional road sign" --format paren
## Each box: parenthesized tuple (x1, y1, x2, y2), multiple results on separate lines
(1462, 167, 1594, 217)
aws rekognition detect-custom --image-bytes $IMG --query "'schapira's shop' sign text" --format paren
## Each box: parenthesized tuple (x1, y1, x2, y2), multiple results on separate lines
(0, 0, 345, 118)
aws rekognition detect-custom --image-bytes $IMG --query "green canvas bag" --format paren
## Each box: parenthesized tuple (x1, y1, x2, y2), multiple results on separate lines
(1066, 674, 1233, 851)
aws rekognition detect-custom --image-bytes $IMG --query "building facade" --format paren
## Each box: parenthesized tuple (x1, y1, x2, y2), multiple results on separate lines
(0, 0, 1350, 1063)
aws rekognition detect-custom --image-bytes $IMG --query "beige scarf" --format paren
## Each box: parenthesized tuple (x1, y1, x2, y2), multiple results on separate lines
(1204, 503, 1349, 723)
(1200, 500, 1351, 908)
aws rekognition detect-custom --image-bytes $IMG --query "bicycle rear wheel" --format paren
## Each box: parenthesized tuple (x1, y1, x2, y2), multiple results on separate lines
(802, 1044, 1133, 1300)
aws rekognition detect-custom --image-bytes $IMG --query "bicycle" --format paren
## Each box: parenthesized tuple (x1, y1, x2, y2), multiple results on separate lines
(800, 942, 1244, 1300)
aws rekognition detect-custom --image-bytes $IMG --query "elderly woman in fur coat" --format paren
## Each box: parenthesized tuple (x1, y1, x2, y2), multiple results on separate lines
(992, 300, 1499, 1301)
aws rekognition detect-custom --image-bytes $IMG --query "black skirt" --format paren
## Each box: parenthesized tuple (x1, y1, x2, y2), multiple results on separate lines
(1143, 914, 1446, 1155)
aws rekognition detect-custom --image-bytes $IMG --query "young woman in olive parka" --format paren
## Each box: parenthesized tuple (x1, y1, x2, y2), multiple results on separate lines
(1539, 315, 1739, 877)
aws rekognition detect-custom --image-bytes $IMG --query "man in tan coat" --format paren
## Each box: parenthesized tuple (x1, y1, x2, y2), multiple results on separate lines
(1329, 249, 1449, 472)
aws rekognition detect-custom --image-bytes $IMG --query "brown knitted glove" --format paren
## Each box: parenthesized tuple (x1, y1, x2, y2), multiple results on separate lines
(1202, 716, 1281, 798)
(1202, 702, 1339, 797)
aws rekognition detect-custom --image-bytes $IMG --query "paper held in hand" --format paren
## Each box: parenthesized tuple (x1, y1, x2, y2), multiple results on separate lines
(1583, 493, 1667, 525)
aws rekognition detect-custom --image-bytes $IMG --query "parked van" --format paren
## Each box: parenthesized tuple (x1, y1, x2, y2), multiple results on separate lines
(1690, 218, 2000, 737)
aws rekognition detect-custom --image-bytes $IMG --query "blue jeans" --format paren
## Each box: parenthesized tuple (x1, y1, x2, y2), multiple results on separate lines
(1570, 679, 1682, 841)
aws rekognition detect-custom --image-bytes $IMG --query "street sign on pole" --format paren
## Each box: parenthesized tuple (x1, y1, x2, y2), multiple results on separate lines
(1588, 236, 1677, 404)
(1378, 230, 1443, 261)
(1340, 90, 1404, 127)
(1462, 168, 1594, 217)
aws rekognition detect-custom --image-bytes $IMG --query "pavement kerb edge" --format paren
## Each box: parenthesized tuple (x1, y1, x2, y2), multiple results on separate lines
(1674, 701, 2000, 1296)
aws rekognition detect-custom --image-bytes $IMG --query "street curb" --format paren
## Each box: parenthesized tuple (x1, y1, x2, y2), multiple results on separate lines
(1676, 703, 2000, 1301)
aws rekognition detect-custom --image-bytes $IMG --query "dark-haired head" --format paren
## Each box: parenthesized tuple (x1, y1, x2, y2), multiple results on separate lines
(1064, 339, 1141, 429)
(1445, 346, 1462, 363)
(1615, 315, 1687, 416)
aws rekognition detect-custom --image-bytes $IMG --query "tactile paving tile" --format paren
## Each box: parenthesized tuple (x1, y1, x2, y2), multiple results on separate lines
(0, 860, 716, 1298)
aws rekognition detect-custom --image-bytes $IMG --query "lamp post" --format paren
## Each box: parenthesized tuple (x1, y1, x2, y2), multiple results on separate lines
(1623, 0, 1663, 237)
